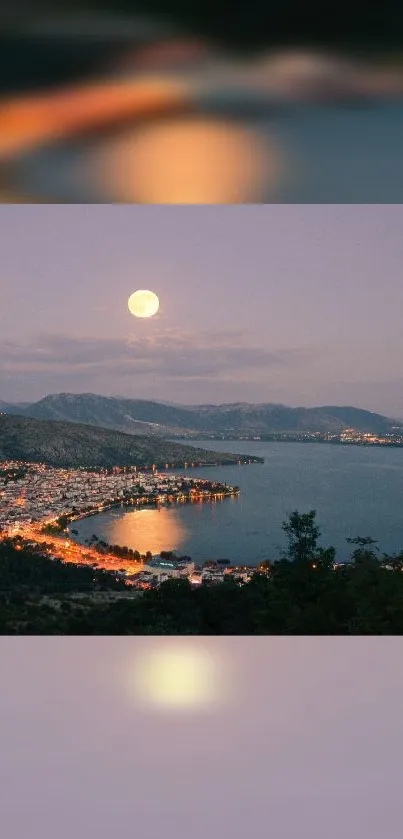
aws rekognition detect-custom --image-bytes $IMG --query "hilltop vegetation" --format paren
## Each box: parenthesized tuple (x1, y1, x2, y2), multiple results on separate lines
(4, 392, 398, 438)
(1, 511, 403, 635)
(0, 414, 262, 468)
(0, 537, 126, 595)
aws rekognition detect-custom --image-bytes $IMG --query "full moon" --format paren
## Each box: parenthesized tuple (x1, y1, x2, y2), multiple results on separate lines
(128, 289, 160, 318)
(130, 645, 221, 711)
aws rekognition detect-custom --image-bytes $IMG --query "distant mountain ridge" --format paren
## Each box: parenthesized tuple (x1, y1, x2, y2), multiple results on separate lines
(0, 392, 400, 437)
(1, 393, 399, 436)
(0, 415, 262, 469)
(0, 400, 31, 414)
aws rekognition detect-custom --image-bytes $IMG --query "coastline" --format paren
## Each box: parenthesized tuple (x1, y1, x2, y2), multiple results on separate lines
(65, 482, 240, 528)
(5, 441, 403, 574)
(178, 436, 403, 448)
(2, 477, 241, 576)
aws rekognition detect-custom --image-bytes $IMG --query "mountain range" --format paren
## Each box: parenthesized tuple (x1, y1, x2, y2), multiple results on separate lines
(1, 393, 400, 437)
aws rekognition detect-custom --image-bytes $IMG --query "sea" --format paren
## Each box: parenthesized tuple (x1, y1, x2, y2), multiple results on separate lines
(9, 102, 403, 202)
(69, 441, 403, 565)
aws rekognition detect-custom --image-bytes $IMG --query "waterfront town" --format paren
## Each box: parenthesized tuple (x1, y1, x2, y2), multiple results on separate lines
(0, 460, 252, 588)
(1, 457, 402, 598)
(182, 428, 403, 446)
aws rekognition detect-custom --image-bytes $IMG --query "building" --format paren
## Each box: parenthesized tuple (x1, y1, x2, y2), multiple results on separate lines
(143, 556, 195, 578)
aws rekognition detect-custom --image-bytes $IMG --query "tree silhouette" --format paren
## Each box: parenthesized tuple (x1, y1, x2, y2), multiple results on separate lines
(282, 510, 321, 564)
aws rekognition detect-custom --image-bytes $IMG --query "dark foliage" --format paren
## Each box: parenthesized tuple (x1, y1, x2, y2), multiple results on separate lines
(0, 414, 261, 468)
(2, 512, 403, 634)
(0, 537, 126, 595)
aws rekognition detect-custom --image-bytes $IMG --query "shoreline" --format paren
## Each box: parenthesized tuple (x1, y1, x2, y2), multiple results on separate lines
(63, 484, 241, 572)
(66, 485, 240, 527)
(1, 485, 242, 579)
(180, 437, 403, 448)
(40, 480, 241, 559)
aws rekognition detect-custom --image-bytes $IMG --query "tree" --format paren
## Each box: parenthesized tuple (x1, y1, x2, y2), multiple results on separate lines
(315, 546, 336, 570)
(282, 510, 321, 564)
(346, 537, 380, 568)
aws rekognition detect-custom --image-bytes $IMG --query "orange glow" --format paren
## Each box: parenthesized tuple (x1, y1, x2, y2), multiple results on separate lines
(0, 78, 190, 159)
(86, 117, 280, 203)
(4, 523, 144, 575)
(107, 507, 187, 557)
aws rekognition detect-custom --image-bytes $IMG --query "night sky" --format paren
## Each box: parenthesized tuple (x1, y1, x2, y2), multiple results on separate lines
(0, 637, 402, 839)
(1, 204, 402, 415)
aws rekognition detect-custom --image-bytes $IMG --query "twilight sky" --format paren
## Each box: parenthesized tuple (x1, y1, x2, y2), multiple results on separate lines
(1, 637, 402, 839)
(1, 204, 402, 415)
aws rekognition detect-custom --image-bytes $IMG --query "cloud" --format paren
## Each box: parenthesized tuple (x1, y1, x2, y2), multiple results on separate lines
(0, 329, 313, 381)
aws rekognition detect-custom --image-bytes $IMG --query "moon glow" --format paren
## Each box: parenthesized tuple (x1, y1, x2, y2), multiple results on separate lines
(128, 289, 160, 318)
(131, 646, 221, 711)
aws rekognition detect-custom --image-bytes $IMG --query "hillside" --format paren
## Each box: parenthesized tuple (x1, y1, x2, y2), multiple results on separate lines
(0, 415, 263, 469)
(6, 392, 399, 437)
(20, 392, 200, 436)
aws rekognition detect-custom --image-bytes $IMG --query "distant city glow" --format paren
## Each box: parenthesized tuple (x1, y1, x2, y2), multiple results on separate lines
(128, 289, 160, 318)
(129, 645, 222, 711)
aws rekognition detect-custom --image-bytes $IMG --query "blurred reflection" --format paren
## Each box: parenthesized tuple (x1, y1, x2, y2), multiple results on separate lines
(106, 507, 187, 557)
(0, 78, 190, 159)
(252, 51, 403, 101)
(127, 643, 224, 712)
(85, 117, 281, 203)
(1, 11, 403, 202)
